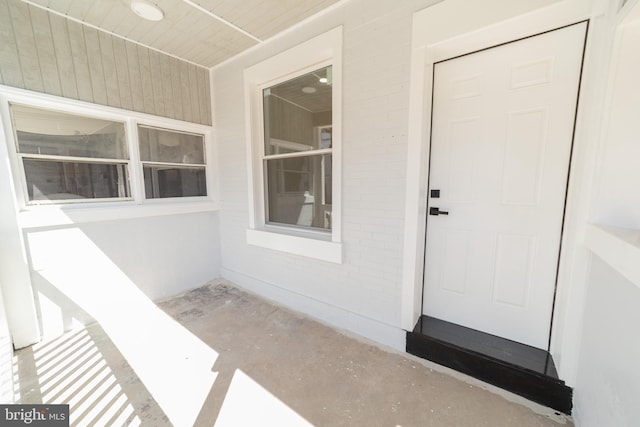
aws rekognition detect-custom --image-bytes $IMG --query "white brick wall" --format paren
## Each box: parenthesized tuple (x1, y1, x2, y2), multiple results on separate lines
(213, 0, 439, 349)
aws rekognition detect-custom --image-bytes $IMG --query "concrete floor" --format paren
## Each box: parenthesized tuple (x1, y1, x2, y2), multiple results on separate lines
(14, 281, 574, 426)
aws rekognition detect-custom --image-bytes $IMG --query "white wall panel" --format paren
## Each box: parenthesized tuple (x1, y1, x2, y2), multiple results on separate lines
(573, 256, 640, 426)
(0, 286, 13, 403)
(573, 10, 640, 425)
(25, 212, 222, 340)
(592, 21, 640, 228)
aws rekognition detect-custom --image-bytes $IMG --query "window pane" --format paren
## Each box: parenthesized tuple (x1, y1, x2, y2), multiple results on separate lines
(23, 159, 129, 201)
(322, 153, 332, 205)
(11, 104, 127, 159)
(263, 65, 332, 155)
(319, 126, 332, 149)
(138, 126, 205, 164)
(265, 154, 331, 230)
(143, 166, 207, 198)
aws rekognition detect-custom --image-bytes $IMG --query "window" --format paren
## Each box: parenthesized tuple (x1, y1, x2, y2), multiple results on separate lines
(3, 95, 213, 213)
(263, 65, 332, 230)
(138, 126, 207, 199)
(244, 27, 342, 263)
(10, 104, 130, 203)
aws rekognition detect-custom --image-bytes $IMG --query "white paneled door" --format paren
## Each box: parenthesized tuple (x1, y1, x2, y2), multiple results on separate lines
(422, 23, 587, 350)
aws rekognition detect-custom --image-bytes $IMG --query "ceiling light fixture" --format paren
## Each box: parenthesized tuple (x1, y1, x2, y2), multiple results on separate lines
(301, 87, 317, 94)
(319, 77, 328, 84)
(130, 0, 164, 21)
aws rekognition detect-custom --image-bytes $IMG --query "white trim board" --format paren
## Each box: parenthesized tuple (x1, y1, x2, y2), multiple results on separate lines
(242, 27, 343, 261)
(246, 228, 342, 264)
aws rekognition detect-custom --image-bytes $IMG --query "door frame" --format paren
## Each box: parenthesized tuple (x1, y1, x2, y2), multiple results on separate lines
(401, 0, 605, 386)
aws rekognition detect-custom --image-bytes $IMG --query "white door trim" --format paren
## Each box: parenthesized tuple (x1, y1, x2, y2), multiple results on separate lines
(402, 0, 606, 385)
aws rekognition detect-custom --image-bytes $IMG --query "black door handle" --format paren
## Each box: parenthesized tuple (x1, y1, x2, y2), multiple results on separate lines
(429, 207, 449, 216)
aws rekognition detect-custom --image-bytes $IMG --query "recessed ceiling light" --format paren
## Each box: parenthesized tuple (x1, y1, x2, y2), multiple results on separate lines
(301, 87, 317, 94)
(319, 77, 328, 84)
(131, 0, 164, 21)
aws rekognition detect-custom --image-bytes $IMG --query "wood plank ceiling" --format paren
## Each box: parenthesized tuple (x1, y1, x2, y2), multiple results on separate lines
(23, 0, 341, 68)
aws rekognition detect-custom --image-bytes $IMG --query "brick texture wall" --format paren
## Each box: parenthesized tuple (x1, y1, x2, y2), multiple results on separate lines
(213, 0, 439, 348)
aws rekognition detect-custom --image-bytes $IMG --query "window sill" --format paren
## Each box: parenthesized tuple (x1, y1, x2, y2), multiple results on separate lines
(17, 200, 219, 230)
(585, 223, 640, 290)
(246, 228, 343, 263)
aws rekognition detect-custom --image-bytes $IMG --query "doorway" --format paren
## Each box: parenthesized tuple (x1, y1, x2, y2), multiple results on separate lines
(422, 22, 587, 350)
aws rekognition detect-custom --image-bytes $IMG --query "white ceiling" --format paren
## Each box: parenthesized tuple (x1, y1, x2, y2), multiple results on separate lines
(24, 0, 342, 69)
(269, 65, 332, 112)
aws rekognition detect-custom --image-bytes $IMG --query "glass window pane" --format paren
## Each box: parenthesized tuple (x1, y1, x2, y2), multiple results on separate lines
(138, 126, 205, 164)
(23, 159, 129, 201)
(322, 153, 332, 205)
(11, 104, 127, 159)
(265, 153, 331, 230)
(319, 126, 332, 149)
(263, 65, 332, 155)
(143, 166, 207, 199)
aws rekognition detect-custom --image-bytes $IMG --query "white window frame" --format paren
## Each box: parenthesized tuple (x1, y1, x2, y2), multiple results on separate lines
(316, 125, 333, 206)
(0, 85, 216, 229)
(137, 124, 208, 200)
(244, 27, 343, 263)
(11, 103, 133, 205)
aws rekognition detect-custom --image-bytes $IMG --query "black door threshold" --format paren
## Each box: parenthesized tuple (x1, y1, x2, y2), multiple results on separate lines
(406, 315, 572, 414)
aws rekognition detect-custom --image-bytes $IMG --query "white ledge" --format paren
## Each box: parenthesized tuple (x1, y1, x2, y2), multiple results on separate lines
(18, 201, 219, 229)
(585, 223, 640, 290)
(246, 228, 343, 263)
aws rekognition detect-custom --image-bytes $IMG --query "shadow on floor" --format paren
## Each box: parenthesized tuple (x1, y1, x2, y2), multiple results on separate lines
(14, 324, 169, 426)
(14, 281, 572, 427)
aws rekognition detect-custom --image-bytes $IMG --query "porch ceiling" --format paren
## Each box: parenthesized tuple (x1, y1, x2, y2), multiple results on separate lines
(22, 0, 342, 68)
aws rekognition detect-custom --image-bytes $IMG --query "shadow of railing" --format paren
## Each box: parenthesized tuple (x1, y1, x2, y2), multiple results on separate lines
(15, 220, 313, 426)
(14, 323, 169, 426)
